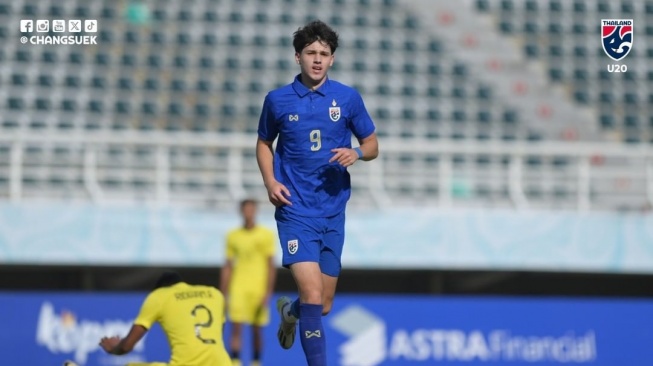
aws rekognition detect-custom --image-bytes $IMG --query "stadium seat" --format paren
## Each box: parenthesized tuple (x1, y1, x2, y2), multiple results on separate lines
(255, 12, 269, 23)
(452, 109, 466, 122)
(91, 77, 107, 90)
(174, 55, 188, 69)
(549, 68, 564, 81)
(101, 6, 116, 19)
(125, 30, 139, 44)
(153, 9, 166, 21)
(38, 75, 53, 88)
(646, 2, 653, 14)
(596, 1, 610, 13)
(574, 90, 590, 104)
(16, 50, 31, 62)
(142, 102, 158, 116)
(144, 78, 160, 91)
(74, 5, 90, 18)
(171, 79, 186, 92)
(118, 77, 134, 91)
(7, 97, 25, 111)
(252, 58, 265, 70)
(195, 103, 211, 118)
(549, 0, 562, 12)
(61, 99, 77, 112)
(168, 103, 184, 117)
(95, 53, 110, 66)
(121, 54, 137, 67)
(114, 100, 131, 115)
(178, 10, 193, 22)
(499, 20, 513, 33)
(197, 80, 212, 92)
(524, 44, 538, 57)
(204, 11, 218, 22)
(223, 80, 238, 93)
(35, 98, 52, 111)
(89, 100, 104, 114)
(624, 115, 639, 128)
(199, 56, 214, 69)
(427, 86, 440, 98)
(22, 4, 37, 15)
(404, 16, 419, 29)
(65, 76, 81, 88)
(11, 73, 27, 86)
(221, 104, 237, 118)
(276, 59, 291, 71)
(523, 21, 538, 34)
(229, 11, 244, 23)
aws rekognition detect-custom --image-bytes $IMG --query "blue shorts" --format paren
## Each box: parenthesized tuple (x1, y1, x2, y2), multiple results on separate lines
(275, 210, 345, 277)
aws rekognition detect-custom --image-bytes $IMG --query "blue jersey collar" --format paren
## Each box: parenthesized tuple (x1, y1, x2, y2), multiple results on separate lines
(292, 74, 330, 97)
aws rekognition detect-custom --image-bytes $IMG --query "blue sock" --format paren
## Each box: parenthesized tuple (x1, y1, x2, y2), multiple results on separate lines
(299, 304, 326, 366)
(289, 298, 301, 319)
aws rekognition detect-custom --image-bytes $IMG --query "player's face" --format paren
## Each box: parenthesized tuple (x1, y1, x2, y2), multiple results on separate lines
(295, 41, 334, 89)
(241, 202, 256, 222)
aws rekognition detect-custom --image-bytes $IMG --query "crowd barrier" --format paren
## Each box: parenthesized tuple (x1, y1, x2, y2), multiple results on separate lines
(1, 203, 652, 273)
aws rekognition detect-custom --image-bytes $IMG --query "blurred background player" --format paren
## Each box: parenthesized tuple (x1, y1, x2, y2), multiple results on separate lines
(256, 20, 378, 366)
(221, 199, 277, 366)
(97, 271, 231, 366)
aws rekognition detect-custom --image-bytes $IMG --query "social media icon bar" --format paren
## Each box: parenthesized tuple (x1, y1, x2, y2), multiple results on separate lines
(85, 20, 97, 33)
(69, 20, 81, 32)
(53, 20, 65, 32)
(36, 19, 49, 32)
(20, 20, 33, 32)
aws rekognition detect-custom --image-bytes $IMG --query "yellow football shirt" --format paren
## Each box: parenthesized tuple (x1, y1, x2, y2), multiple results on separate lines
(226, 225, 276, 295)
(134, 282, 231, 366)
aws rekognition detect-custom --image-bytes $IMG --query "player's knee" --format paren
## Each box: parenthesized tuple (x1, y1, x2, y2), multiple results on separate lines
(300, 288, 323, 304)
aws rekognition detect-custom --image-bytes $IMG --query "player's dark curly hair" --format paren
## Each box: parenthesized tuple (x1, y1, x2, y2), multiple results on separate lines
(154, 271, 182, 289)
(293, 20, 339, 54)
(240, 198, 257, 209)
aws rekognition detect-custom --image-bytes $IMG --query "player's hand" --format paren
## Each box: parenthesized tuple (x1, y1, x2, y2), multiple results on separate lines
(266, 180, 292, 207)
(329, 148, 359, 167)
(99, 336, 121, 354)
(261, 293, 271, 308)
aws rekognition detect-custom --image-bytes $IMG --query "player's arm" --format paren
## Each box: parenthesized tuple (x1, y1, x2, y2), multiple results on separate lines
(330, 133, 379, 167)
(100, 291, 158, 355)
(256, 138, 291, 206)
(99, 325, 147, 355)
(356, 132, 379, 161)
(264, 255, 277, 303)
(220, 258, 233, 296)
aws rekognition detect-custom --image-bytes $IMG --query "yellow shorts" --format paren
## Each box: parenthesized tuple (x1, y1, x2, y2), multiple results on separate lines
(126, 363, 167, 366)
(228, 291, 269, 326)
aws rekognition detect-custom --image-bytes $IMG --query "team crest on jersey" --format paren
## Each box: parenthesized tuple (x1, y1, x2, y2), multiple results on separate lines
(601, 19, 633, 61)
(288, 239, 298, 255)
(329, 99, 341, 122)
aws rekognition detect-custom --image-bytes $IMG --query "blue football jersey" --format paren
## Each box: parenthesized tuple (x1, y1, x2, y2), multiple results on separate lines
(258, 75, 376, 217)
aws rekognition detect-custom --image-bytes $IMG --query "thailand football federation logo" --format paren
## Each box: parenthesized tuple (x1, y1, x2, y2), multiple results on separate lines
(329, 99, 341, 122)
(601, 19, 633, 61)
(287, 239, 298, 255)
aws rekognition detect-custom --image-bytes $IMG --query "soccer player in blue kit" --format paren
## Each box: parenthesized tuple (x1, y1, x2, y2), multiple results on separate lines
(256, 20, 379, 366)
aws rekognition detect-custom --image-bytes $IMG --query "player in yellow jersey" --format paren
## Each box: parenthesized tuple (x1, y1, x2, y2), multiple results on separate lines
(97, 272, 231, 366)
(221, 199, 277, 366)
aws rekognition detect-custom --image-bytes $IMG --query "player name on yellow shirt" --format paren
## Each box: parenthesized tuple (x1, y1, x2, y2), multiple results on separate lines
(174, 290, 214, 301)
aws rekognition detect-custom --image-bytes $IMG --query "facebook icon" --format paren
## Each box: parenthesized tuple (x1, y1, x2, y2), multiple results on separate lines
(20, 20, 32, 33)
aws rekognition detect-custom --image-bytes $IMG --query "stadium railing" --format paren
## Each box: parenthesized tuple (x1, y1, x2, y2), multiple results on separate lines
(0, 132, 651, 211)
